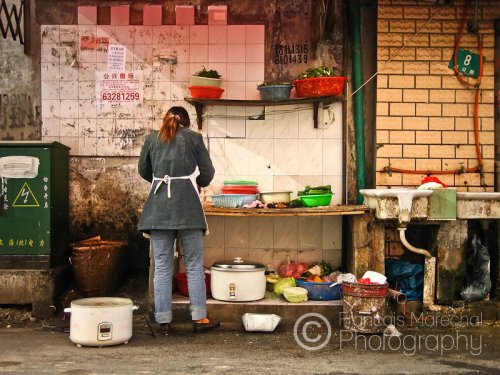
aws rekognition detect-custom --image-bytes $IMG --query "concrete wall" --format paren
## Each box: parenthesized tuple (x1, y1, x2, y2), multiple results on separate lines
(0, 0, 41, 141)
(376, 0, 496, 191)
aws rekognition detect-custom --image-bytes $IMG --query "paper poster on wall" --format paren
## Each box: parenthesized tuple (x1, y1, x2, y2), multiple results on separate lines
(107, 44, 126, 71)
(95, 71, 143, 109)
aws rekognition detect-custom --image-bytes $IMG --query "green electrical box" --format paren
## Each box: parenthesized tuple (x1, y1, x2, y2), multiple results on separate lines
(0, 142, 70, 269)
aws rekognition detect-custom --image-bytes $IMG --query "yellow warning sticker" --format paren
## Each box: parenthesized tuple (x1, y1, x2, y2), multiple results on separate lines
(12, 182, 40, 207)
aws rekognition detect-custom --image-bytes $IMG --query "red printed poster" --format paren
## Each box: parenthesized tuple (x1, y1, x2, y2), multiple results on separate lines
(80, 36, 109, 52)
(95, 71, 143, 108)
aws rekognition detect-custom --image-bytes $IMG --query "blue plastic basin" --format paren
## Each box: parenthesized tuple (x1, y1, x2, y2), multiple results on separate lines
(296, 279, 342, 300)
(257, 84, 292, 101)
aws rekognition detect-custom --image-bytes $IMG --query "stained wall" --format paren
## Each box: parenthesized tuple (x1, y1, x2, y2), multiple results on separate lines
(376, 0, 497, 190)
(0, 0, 41, 141)
(35, 1, 345, 272)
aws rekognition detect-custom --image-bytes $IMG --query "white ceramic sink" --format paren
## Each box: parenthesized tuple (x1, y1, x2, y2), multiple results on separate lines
(456, 192, 500, 219)
(360, 189, 433, 222)
(456, 192, 500, 200)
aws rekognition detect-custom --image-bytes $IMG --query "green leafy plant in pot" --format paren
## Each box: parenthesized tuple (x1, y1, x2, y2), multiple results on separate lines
(257, 81, 293, 101)
(292, 67, 346, 98)
(189, 67, 224, 99)
(190, 67, 222, 88)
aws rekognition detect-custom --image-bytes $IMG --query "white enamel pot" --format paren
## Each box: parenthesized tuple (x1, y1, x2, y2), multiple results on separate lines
(259, 191, 292, 204)
(210, 257, 266, 302)
(64, 297, 138, 347)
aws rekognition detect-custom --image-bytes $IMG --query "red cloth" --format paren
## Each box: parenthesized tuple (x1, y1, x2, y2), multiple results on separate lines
(421, 176, 447, 188)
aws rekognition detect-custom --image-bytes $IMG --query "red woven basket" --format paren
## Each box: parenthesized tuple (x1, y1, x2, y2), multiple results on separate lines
(292, 76, 346, 98)
(189, 86, 224, 99)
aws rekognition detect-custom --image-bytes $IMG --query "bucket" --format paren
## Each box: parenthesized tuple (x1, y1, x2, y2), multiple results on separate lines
(341, 282, 388, 333)
(70, 240, 127, 297)
(175, 272, 211, 297)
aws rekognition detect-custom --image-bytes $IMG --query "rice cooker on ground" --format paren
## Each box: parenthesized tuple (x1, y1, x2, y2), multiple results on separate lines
(210, 257, 266, 301)
(64, 297, 138, 347)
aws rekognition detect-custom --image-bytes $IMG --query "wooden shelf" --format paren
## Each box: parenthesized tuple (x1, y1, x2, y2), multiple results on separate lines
(184, 96, 344, 130)
(204, 204, 368, 217)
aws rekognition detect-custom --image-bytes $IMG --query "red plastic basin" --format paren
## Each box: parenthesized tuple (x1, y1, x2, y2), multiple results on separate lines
(292, 76, 346, 98)
(221, 186, 259, 195)
(188, 86, 224, 99)
(175, 272, 211, 297)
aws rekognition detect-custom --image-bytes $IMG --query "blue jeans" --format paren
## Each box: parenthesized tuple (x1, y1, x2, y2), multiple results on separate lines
(150, 229, 207, 324)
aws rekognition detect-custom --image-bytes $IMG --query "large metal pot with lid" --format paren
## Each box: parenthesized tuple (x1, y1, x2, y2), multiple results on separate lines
(210, 257, 266, 301)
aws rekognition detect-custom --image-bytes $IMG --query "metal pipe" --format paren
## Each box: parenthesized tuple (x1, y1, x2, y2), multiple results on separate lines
(388, 288, 407, 304)
(348, 0, 366, 204)
(398, 227, 432, 258)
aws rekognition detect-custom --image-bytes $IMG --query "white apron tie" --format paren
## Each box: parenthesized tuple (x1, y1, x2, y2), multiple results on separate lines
(150, 169, 209, 235)
(151, 174, 192, 198)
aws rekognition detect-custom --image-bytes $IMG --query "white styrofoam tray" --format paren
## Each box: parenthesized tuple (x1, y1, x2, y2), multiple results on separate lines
(242, 313, 281, 332)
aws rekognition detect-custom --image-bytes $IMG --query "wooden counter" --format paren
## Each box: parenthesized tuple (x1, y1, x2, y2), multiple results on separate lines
(204, 205, 368, 217)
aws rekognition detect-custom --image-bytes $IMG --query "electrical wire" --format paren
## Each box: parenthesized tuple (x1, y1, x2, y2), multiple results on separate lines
(200, 2, 486, 186)
(201, 7, 438, 120)
(381, 1, 485, 184)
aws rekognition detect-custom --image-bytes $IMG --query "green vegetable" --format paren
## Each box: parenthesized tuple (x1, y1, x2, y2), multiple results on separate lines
(297, 67, 339, 79)
(298, 185, 332, 196)
(306, 261, 334, 276)
(266, 273, 281, 284)
(289, 198, 303, 207)
(283, 287, 308, 303)
(257, 81, 291, 87)
(264, 291, 282, 300)
(273, 277, 296, 295)
(194, 67, 222, 79)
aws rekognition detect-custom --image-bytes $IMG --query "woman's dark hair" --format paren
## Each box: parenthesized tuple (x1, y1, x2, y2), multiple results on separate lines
(159, 106, 191, 142)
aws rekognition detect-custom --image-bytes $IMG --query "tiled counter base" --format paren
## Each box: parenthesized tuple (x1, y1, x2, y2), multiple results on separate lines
(171, 293, 343, 331)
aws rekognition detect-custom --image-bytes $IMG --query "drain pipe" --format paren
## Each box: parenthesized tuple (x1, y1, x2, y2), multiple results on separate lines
(398, 227, 432, 258)
(348, 0, 366, 204)
(397, 226, 442, 311)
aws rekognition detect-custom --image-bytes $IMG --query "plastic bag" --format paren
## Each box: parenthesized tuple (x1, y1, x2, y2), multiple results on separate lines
(385, 259, 424, 301)
(460, 234, 491, 302)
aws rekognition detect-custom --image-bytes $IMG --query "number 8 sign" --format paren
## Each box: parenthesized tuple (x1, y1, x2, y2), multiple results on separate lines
(448, 48, 484, 78)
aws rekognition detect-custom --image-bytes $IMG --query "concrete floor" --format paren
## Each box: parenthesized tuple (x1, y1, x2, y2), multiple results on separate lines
(0, 318, 499, 374)
(1, 276, 499, 374)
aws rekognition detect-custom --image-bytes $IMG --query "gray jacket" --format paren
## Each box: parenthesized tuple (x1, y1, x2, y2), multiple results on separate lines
(137, 127, 215, 232)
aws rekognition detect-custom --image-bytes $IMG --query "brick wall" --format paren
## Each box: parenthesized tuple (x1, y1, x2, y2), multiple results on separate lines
(376, 0, 497, 191)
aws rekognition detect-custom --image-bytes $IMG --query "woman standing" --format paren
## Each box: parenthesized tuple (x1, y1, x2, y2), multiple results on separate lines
(138, 106, 219, 334)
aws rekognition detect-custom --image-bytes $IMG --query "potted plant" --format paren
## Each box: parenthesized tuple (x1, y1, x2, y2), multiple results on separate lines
(188, 67, 224, 99)
(190, 67, 222, 88)
(257, 81, 293, 101)
(292, 67, 346, 98)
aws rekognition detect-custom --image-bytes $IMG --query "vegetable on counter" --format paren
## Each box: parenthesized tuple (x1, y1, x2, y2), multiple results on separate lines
(278, 257, 308, 279)
(305, 261, 334, 277)
(289, 198, 303, 207)
(297, 67, 340, 79)
(298, 185, 332, 196)
(307, 275, 323, 283)
(283, 287, 308, 303)
(266, 273, 281, 284)
(273, 277, 296, 295)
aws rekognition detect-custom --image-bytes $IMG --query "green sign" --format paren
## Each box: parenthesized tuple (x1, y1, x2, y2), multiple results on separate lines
(448, 48, 483, 78)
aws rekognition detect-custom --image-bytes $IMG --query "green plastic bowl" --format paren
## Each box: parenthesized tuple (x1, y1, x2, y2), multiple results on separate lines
(299, 193, 333, 207)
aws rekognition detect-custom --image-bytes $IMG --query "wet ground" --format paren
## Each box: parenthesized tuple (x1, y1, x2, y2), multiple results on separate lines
(0, 276, 499, 374)
(0, 313, 499, 374)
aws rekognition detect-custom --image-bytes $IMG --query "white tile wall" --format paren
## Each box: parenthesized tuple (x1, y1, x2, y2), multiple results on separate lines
(41, 18, 344, 266)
